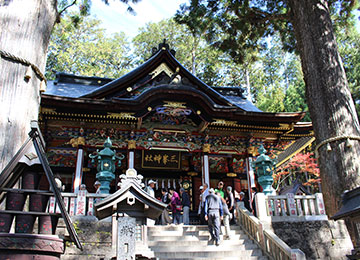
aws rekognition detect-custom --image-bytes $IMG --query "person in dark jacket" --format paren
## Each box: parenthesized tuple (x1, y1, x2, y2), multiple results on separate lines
(251, 187, 258, 217)
(160, 188, 171, 225)
(205, 188, 223, 246)
(180, 188, 190, 225)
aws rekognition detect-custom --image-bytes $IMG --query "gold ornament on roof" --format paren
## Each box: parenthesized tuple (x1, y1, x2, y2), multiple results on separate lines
(107, 112, 136, 119)
(164, 101, 186, 108)
(203, 144, 211, 153)
(227, 172, 237, 177)
(151, 63, 174, 78)
(69, 137, 86, 148)
(128, 140, 136, 149)
(247, 146, 258, 156)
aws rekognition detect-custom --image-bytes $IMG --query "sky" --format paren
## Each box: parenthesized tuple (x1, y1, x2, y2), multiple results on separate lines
(91, 0, 188, 39)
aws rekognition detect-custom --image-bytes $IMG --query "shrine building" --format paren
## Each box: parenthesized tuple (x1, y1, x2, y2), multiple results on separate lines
(39, 41, 313, 214)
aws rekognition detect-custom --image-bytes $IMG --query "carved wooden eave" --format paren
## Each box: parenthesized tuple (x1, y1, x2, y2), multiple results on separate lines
(94, 181, 167, 220)
(41, 94, 305, 127)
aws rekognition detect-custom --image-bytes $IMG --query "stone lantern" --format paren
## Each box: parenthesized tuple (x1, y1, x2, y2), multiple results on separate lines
(89, 137, 124, 194)
(252, 145, 276, 195)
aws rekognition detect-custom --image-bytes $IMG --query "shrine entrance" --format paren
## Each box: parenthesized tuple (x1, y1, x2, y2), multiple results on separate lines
(132, 148, 250, 218)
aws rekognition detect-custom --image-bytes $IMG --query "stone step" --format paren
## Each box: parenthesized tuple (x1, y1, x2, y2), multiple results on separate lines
(146, 225, 267, 260)
(147, 229, 244, 236)
(148, 238, 251, 247)
(148, 225, 241, 231)
(149, 243, 259, 252)
(152, 248, 264, 258)
(148, 234, 245, 241)
(155, 256, 268, 260)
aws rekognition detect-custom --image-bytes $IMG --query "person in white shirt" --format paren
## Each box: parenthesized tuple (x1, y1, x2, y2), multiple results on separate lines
(146, 180, 156, 198)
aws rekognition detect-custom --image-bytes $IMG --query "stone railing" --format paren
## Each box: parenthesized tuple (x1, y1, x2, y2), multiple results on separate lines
(237, 202, 306, 260)
(47, 191, 107, 216)
(256, 193, 328, 222)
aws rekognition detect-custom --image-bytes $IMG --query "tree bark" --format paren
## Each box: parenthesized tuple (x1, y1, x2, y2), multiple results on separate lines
(288, 0, 360, 216)
(0, 0, 57, 171)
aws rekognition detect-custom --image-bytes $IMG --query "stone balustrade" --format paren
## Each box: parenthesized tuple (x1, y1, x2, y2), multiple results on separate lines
(237, 201, 306, 260)
(47, 191, 107, 216)
(256, 192, 328, 222)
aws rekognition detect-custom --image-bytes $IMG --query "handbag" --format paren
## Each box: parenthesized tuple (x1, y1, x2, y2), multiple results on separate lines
(175, 205, 182, 211)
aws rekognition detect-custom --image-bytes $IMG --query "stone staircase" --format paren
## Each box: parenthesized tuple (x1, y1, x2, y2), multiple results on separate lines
(147, 225, 268, 260)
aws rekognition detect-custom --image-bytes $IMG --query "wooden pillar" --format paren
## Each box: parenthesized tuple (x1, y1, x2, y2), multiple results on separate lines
(71, 137, 86, 193)
(202, 144, 211, 185)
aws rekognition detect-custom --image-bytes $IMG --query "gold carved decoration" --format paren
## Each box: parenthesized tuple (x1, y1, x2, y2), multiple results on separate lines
(128, 140, 136, 149)
(41, 107, 57, 114)
(227, 172, 237, 177)
(203, 144, 211, 153)
(212, 119, 238, 126)
(163, 101, 186, 108)
(151, 63, 174, 78)
(69, 137, 86, 148)
(107, 112, 136, 119)
(247, 146, 258, 156)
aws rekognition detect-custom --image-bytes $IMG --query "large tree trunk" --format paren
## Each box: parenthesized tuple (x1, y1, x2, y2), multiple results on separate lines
(288, 0, 360, 216)
(0, 0, 57, 171)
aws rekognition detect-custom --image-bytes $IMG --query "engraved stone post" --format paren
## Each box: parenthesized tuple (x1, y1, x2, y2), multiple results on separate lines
(117, 216, 136, 260)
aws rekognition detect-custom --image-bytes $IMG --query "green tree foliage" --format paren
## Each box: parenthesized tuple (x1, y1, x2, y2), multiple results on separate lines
(46, 13, 133, 79)
(334, 16, 360, 116)
(132, 18, 196, 70)
(132, 18, 255, 87)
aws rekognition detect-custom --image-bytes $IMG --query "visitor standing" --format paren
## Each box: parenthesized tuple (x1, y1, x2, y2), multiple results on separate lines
(200, 183, 209, 224)
(94, 181, 101, 194)
(217, 192, 231, 240)
(79, 184, 87, 191)
(160, 188, 171, 225)
(180, 188, 191, 225)
(226, 186, 236, 225)
(243, 190, 252, 212)
(204, 188, 223, 246)
(146, 179, 156, 198)
(251, 187, 258, 217)
(169, 187, 181, 224)
(214, 181, 225, 198)
(198, 186, 203, 221)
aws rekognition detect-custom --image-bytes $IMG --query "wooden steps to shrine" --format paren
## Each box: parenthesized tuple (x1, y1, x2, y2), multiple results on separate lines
(147, 225, 268, 260)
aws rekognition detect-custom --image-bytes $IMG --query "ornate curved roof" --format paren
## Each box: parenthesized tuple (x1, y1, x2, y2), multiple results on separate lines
(42, 41, 311, 140)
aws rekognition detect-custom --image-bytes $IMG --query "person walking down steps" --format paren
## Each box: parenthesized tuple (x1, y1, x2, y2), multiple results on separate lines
(204, 188, 223, 246)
